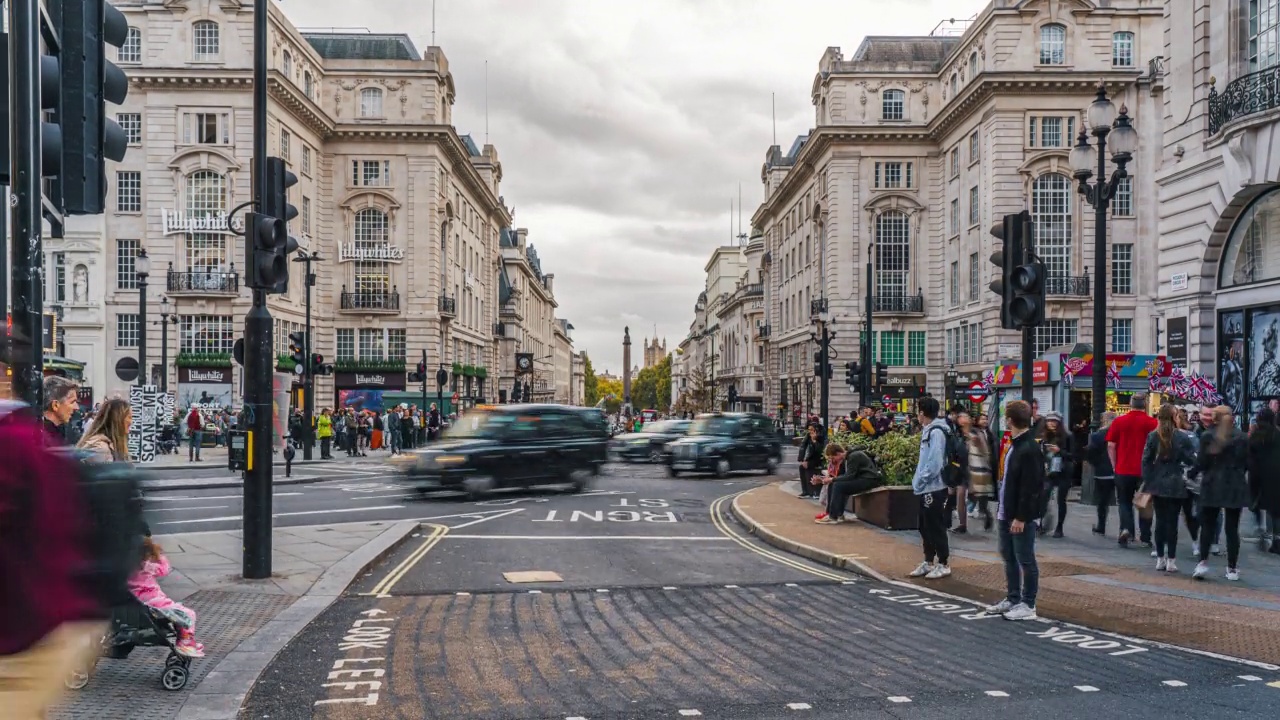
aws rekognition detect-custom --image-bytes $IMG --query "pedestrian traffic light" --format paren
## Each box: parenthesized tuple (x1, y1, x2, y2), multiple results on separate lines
(989, 210, 1044, 329)
(59, 1, 132, 215)
(875, 362, 888, 388)
(245, 211, 297, 291)
(845, 361, 861, 387)
(311, 353, 325, 370)
(288, 331, 307, 367)
(409, 360, 427, 383)
(265, 157, 299, 294)
(989, 212, 1024, 331)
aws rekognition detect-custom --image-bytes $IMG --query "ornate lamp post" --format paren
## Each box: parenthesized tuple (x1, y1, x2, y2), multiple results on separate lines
(1070, 84, 1137, 430)
(159, 296, 179, 392)
(135, 248, 152, 386)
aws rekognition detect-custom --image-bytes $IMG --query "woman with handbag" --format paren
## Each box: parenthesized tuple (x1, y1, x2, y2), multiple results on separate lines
(962, 410, 995, 532)
(1141, 405, 1196, 573)
(1040, 412, 1076, 538)
(1194, 406, 1251, 581)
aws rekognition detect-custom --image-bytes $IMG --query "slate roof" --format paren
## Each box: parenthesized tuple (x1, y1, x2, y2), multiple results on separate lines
(499, 227, 517, 248)
(849, 36, 960, 69)
(460, 135, 482, 157)
(302, 33, 420, 61)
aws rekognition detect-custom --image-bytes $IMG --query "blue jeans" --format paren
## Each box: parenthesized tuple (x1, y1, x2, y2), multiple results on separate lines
(999, 519, 1039, 608)
(188, 431, 203, 460)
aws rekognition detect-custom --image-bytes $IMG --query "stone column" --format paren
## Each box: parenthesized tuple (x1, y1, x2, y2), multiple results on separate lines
(623, 326, 632, 408)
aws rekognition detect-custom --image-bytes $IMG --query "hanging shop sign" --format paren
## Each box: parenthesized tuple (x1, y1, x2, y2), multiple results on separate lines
(337, 243, 405, 263)
(160, 209, 243, 236)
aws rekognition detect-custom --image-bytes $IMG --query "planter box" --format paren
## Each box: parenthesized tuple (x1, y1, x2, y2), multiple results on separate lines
(853, 486, 918, 531)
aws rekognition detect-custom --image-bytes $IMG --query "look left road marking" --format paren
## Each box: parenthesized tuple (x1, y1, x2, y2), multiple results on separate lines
(316, 608, 394, 708)
(362, 523, 449, 598)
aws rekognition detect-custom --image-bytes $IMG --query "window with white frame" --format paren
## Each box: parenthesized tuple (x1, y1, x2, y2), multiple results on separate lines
(116, 171, 141, 212)
(359, 87, 384, 118)
(53, 252, 66, 303)
(302, 146, 311, 175)
(1251, 0, 1280, 71)
(336, 328, 355, 360)
(185, 171, 228, 272)
(969, 252, 979, 301)
(179, 315, 234, 354)
(1112, 176, 1133, 217)
(351, 160, 391, 187)
(1028, 115, 1076, 148)
(874, 211, 911, 298)
(388, 328, 407, 360)
(1033, 319, 1078, 356)
(353, 208, 392, 297)
(301, 196, 311, 235)
(358, 328, 385, 359)
(280, 130, 290, 162)
(192, 20, 220, 61)
(950, 73, 958, 97)
(950, 261, 959, 307)
(116, 314, 140, 348)
(969, 186, 979, 225)
(1111, 243, 1134, 295)
(874, 161, 913, 189)
(881, 89, 905, 120)
(304, 71, 314, 98)
(282, 50, 293, 79)
(1112, 32, 1135, 67)
(119, 27, 142, 63)
(116, 239, 139, 290)
(1112, 318, 1133, 353)
(969, 132, 979, 164)
(1033, 173, 1073, 279)
(117, 113, 141, 145)
(950, 148, 959, 178)
(950, 199, 960, 235)
(1040, 24, 1066, 65)
(968, 52, 978, 78)
(182, 112, 230, 145)
(945, 323, 984, 364)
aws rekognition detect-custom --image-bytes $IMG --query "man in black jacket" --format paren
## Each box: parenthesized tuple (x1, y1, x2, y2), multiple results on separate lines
(986, 399, 1043, 621)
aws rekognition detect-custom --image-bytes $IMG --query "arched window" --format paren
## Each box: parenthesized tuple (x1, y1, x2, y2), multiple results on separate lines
(192, 20, 220, 61)
(881, 89, 905, 121)
(968, 52, 978, 78)
(1220, 187, 1280, 288)
(282, 50, 293, 79)
(1032, 173, 1073, 279)
(1040, 24, 1066, 65)
(1111, 32, 1134, 67)
(950, 73, 958, 97)
(353, 208, 391, 300)
(874, 211, 911, 297)
(185, 171, 228, 274)
(303, 71, 314, 98)
(119, 27, 142, 64)
(360, 87, 384, 118)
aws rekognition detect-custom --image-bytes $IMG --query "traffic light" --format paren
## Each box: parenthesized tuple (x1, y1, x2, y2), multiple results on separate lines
(989, 212, 1024, 331)
(311, 353, 326, 371)
(409, 360, 428, 383)
(813, 350, 822, 378)
(845, 361, 861, 387)
(265, 157, 299, 294)
(989, 210, 1044, 329)
(288, 331, 307, 368)
(875, 362, 888, 388)
(727, 385, 739, 407)
(60, 1, 132, 215)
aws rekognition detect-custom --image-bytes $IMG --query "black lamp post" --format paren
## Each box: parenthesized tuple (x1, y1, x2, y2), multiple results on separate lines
(945, 364, 958, 410)
(159, 296, 178, 392)
(1071, 84, 1138, 430)
(135, 248, 151, 386)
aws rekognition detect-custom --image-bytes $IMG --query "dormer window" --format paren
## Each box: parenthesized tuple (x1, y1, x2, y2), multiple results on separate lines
(360, 87, 384, 119)
(193, 20, 220, 61)
(1040, 24, 1066, 65)
(882, 89, 905, 121)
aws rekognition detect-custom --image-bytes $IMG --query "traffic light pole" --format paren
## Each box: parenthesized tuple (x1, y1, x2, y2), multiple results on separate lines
(863, 244, 873, 407)
(243, 0, 274, 580)
(303, 262, 314, 460)
(818, 323, 830, 433)
(8, 0, 43, 409)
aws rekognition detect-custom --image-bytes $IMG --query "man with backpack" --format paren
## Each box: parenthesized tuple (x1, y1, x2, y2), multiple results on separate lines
(909, 397, 959, 580)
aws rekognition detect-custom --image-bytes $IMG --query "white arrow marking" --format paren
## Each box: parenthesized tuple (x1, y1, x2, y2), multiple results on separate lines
(359, 609, 388, 617)
(868, 588, 892, 595)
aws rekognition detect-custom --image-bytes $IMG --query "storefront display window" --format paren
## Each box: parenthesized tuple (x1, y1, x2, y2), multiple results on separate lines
(1219, 186, 1280, 289)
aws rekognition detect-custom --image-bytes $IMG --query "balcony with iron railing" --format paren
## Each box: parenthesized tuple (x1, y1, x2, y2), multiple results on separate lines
(339, 288, 400, 313)
(872, 292, 924, 314)
(439, 295, 457, 317)
(757, 324, 771, 339)
(1046, 274, 1090, 298)
(167, 265, 239, 296)
(1209, 64, 1280, 136)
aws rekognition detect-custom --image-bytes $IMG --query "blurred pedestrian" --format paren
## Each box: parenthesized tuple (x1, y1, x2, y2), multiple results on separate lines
(1195, 406, 1250, 581)
(185, 406, 204, 462)
(42, 376, 80, 445)
(1142, 405, 1195, 573)
(1087, 411, 1118, 536)
(797, 423, 824, 499)
(1039, 411, 1075, 538)
(78, 399, 134, 465)
(1107, 394, 1157, 548)
(1248, 408, 1280, 555)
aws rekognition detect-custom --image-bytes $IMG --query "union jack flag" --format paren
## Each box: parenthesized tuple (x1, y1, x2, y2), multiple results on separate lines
(1107, 361, 1123, 389)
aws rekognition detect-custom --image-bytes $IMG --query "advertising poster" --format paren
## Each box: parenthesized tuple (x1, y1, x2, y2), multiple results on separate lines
(339, 389, 387, 413)
(1219, 310, 1246, 419)
(178, 367, 234, 411)
(1249, 308, 1280, 399)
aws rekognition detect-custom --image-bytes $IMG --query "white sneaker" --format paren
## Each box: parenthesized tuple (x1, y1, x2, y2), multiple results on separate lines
(1226, 568, 1241, 581)
(908, 561, 933, 578)
(1150, 549, 1159, 558)
(1193, 561, 1209, 580)
(1003, 603, 1038, 621)
(985, 599, 1014, 615)
(1155, 557, 1167, 571)
(1211, 544, 1222, 556)
(1165, 559, 1178, 573)
(925, 564, 952, 580)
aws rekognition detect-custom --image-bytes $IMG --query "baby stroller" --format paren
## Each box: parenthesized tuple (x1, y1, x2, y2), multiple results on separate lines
(66, 598, 196, 692)
(156, 424, 180, 455)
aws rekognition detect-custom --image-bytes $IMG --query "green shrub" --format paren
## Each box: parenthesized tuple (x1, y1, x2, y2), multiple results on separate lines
(827, 430, 919, 487)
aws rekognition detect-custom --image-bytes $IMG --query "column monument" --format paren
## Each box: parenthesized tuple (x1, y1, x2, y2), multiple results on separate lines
(622, 326, 632, 412)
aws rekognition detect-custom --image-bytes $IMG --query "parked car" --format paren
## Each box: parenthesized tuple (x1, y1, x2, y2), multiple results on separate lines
(609, 419, 691, 463)
(665, 412, 783, 478)
(389, 404, 608, 498)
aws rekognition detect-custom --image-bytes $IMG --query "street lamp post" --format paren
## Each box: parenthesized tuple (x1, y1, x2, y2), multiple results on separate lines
(292, 250, 321, 459)
(1071, 84, 1137, 430)
(136, 249, 151, 386)
(159, 296, 178, 392)
(945, 364, 957, 411)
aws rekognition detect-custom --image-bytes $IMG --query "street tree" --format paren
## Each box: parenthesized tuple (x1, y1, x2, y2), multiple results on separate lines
(582, 353, 600, 406)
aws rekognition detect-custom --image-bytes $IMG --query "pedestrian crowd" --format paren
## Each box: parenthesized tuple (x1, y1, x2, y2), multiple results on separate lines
(796, 392, 1280, 623)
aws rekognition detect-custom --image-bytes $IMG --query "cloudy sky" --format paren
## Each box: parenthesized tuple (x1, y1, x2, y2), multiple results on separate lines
(291, 0, 987, 373)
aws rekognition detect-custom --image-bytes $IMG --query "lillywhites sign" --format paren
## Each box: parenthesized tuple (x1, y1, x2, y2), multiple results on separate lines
(338, 243, 405, 263)
(160, 209, 242, 236)
(180, 367, 230, 384)
(355, 374, 386, 385)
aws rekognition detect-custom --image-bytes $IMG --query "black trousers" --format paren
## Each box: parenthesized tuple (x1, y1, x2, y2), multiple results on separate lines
(1153, 496, 1183, 559)
(828, 477, 881, 519)
(799, 467, 815, 497)
(320, 437, 331, 458)
(918, 489, 950, 565)
(1199, 507, 1242, 567)
(1093, 475, 1116, 533)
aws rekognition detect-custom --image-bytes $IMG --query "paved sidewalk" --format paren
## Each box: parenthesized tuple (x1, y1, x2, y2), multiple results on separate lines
(732, 482, 1280, 666)
(143, 447, 331, 470)
(51, 520, 418, 720)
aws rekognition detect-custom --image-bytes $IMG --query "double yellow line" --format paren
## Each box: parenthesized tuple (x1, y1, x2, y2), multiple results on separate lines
(708, 494, 851, 583)
(363, 523, 449, 598)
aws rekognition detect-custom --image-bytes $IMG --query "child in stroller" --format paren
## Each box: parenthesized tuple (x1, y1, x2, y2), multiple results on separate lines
(156, 424, 180, 455)
(129, 537, 204, 658)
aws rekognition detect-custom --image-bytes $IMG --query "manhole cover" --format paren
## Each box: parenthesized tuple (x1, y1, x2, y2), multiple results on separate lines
(503, 571, 563, 583)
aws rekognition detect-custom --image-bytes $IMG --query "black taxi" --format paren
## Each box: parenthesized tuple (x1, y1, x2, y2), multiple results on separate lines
(664, 412, 783, 478)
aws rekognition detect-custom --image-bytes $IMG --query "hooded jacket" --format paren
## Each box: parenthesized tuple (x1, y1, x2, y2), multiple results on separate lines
(912, 417, 950, 495)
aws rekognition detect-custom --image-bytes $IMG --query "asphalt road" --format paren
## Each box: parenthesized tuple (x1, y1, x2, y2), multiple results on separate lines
(236, 463, 1280, 720)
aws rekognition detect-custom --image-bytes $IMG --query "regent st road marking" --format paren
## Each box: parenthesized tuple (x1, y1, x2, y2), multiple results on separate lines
(315, 608, 395, 708)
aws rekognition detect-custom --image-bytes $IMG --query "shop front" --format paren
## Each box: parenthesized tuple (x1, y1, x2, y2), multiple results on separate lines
(1052, 351, 1171, 432)
(874, 372, 928, 415)
(335, 371, 407, 413)
(947, 370, 990, 413)
(177, 366, 233, 412)
(990, 360, 1054, 432)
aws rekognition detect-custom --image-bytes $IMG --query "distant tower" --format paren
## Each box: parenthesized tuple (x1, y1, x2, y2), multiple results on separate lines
(622, 327, 632, 408)
(643, 336, 668, 369)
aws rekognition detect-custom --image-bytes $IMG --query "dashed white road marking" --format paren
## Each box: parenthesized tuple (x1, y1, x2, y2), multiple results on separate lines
(528, 590, 543, 594)
(595, 589, 610, 593)
(1239, 675, 1262, 681)
(566, 717, 587, 720)
(662, 586, 678, 590)
(1162, 680, 1188, 688)
(786, 702, 812, 710)
(887, 696, 911, 703)
(455, 592, 471, 596)
(985, 690, 1009, 697)
(785, 583, 799, 587)
(1266, 680, 1280, 689)
(1075, 686, 1099, 692)
(155, 505, 404, 525)
(725, 584, 740, 589)
(678, 711, 702, 717)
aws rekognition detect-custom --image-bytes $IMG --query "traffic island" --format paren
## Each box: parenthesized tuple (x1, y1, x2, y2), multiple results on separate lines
(731, 482, 1280, 666)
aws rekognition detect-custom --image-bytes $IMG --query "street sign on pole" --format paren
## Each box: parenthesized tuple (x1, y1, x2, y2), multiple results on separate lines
(967, 381, 989, 403)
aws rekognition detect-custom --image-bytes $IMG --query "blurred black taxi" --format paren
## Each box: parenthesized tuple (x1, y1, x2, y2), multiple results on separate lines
(608, 419, 691, 463)
(664, 412, 783, 478)
(390, 404, 608, 498)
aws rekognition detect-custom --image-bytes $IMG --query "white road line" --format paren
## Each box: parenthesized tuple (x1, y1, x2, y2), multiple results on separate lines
(785, 583, 799, 587)
(886, 696, 911, 703)
(456, 592, 471, 596)
(595, 589, 610, 593)
(154, 505, 405, 525)
(786, 702, 812, 710)
(566, 717, 587, 720)
(149, 505, 231, 513)
(448, 508, 526, 529)
(528, 590, 543, 594)
(677, 711, 702, 717)
(985, 691, 1009, 697)
(1075, 686, 1099, 692)
(147, 492, 303, 502)
(439, 535, 734, 541)
(1238, 675, 1262, 681)
(1162, 680, 1187, 687)
(662, 586, 678, 590)
(725, 585, 740, 589)
(350, 493, 417, 501)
